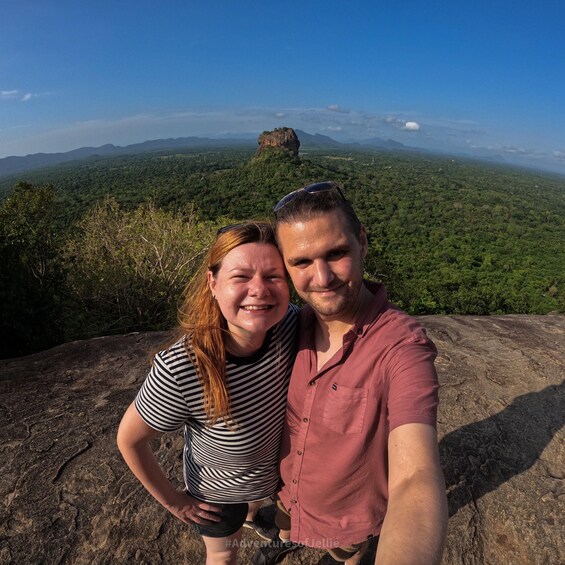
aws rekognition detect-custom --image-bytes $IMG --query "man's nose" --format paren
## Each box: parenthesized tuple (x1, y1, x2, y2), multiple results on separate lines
(313, 261, 334, 288)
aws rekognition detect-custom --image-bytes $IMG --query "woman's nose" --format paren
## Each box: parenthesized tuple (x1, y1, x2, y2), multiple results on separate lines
(248, 276, 269, 297)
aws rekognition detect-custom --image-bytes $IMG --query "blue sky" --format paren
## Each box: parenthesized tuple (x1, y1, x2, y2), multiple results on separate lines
(1, 1, 564, 173)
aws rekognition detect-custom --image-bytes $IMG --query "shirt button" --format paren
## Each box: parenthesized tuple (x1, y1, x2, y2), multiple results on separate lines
(303, 418, 309, 423)
(297, 450, 302, 455)
(291, 499, 297, 504)
(309, 380, 316, 386)
(292, 479, 297, 484)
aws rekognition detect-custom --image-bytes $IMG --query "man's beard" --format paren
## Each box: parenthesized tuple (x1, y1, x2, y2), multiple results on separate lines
(303, 281, 361, 318)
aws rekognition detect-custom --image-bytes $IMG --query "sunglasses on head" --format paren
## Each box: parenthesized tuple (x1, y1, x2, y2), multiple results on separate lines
(273, 181, 346, 213)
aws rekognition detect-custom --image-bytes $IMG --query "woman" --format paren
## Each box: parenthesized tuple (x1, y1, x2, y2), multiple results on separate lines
(117, 222, 298, 565)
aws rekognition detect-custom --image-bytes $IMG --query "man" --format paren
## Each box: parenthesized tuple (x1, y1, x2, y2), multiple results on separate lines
(253, 182, 448, 565)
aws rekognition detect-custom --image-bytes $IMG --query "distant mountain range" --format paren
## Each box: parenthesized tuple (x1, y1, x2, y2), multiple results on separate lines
(296, 130, 410, 151)
(0, 130, 413, 180)
(0, 137, 255, 179)
(1, 128, 563, 181)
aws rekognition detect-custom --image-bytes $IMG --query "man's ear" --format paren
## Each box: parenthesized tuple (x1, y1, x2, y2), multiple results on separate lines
(359, 225, 368, 259)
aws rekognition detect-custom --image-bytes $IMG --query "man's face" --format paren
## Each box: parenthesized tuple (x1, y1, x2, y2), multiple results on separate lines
(277, 210, 368, 322)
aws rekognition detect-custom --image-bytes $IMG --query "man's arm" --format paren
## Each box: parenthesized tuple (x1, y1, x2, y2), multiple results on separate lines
(375, 423, 448, 565)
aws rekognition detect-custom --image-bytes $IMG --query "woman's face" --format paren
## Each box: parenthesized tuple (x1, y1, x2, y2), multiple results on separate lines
(208, 242, 289, 350)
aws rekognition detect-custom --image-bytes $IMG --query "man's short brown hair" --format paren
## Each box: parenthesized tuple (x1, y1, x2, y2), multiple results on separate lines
(274, 183, 362, 240)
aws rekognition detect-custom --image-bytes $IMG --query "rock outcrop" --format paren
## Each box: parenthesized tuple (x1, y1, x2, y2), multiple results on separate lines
(1, 316, 563, 564)
(257, 127, 300, 156)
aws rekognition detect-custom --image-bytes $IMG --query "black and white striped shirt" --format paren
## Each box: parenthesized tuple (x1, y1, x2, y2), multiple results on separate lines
(135, 304, 298, 503)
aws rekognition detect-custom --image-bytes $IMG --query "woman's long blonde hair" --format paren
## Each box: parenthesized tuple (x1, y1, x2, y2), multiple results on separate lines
(177, 221, 279, 426)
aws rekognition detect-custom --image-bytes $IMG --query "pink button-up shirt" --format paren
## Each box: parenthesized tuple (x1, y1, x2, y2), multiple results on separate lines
(278, 282, 439, 548)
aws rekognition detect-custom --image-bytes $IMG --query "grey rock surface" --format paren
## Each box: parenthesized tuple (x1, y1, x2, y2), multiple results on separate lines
(0, 316, 563, 564)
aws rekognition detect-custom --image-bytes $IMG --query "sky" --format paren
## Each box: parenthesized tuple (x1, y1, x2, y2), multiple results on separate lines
(1, 0, 564, 173)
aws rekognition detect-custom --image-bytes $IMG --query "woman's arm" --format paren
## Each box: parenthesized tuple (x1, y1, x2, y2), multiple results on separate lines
(116, 402, 222, 525)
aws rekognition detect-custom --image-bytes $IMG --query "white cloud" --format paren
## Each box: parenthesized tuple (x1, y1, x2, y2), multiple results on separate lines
(502, 145, 522, 154)
(1, 105, 563, 174)
(382, 116, 422, 131)
(1, 89, 39, 101)
(1, 90, 19, 99)
(327, 104, 349, 113)
(14, 107, 420, 153)
(501, 145, 543, 158)
(403, 121, 421, 131)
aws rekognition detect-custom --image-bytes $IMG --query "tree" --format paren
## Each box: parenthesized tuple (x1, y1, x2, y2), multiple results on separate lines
(0, 182, 63, 357)
(63, 197, 223, 338)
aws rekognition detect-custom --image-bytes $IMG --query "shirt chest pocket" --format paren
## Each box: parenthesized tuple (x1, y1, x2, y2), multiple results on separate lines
(321, 384, 369, 434)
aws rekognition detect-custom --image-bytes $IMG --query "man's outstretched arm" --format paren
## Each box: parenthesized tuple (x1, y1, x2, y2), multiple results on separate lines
(375, 423, 448, 565)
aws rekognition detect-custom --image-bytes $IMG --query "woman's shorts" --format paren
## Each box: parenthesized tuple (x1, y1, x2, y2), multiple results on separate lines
(192, 501, 249, 538)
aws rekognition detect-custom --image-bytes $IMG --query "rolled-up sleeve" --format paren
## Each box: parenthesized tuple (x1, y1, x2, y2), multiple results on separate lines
(385, 331, 439, 431)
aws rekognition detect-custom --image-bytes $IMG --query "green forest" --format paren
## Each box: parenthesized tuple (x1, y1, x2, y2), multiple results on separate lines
(1, 144, 564, 358)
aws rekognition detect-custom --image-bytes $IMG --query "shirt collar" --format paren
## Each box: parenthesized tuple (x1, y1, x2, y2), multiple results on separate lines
(350, 281, 388, 338)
